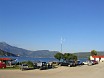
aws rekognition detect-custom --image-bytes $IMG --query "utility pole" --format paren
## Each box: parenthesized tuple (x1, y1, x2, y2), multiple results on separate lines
(61, 37, 63, 53)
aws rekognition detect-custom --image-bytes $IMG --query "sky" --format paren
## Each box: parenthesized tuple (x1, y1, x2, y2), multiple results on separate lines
(0, 0, 104, 53)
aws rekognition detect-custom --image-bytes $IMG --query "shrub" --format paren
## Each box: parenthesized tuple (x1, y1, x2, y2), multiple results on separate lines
(21, 61, 34, 68)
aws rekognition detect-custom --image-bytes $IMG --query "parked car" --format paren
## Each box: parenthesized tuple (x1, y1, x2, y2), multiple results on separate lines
(0, 62, 6, 68)
(59, 60, 77, 67)
(47, 63, 52, 69)
(37, 62, 48, 70)
(83, 60, 97, 66)
(20, 64, 29, 70)
(77, 60, 84, 65)
(33, 62, 38, 69)
(91, 60, 98, 65)
(48, 62, 59, 68)
(87, 60, 93, 66)
(83, 61, 89, 65)
(59, 62, 69, 66)
(69, 60, 76, 67)
(51, 62, 59, 67)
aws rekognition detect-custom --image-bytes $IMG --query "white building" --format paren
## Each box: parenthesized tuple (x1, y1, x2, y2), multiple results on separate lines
(90, 56, 104, 62)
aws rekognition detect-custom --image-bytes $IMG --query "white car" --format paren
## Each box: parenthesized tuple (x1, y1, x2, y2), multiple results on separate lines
(83, 61, 89, 65)
(20, 64, 29, 70)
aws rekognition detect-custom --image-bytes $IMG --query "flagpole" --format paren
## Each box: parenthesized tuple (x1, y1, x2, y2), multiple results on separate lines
(61, 37, 63, 53)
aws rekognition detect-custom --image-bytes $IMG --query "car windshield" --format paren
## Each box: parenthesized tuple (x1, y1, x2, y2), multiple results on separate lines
(69, 61, 75, 63)
(23, 64, 28, 66)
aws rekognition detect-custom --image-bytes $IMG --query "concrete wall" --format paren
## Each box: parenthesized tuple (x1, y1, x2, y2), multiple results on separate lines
(100, 58, 104, 62)
(95, 58, 99, 61)
(90, 56, 94, 60)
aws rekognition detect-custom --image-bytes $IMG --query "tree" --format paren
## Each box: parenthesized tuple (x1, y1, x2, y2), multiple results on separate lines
(70, 54, 77, 61)
(63, 53, 77, 62)
(54, 52, 78, 62)
(54, 52, 63, 61)
(63, 53, 71, 61)
(91, 50, 97, 56)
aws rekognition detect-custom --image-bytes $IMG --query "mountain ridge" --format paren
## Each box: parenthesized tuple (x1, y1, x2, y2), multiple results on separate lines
(0, 42, 104, 58)
(0, 49, 17, 57)
(0, 42, 58, 58)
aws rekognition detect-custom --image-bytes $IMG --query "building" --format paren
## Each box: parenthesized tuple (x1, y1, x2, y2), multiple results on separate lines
(90, 56, 104, 62)
(0, 58, 14, 65)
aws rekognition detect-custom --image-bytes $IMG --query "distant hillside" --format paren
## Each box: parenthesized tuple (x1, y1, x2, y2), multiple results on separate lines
(1, 42, 104, 58)
(0, 49, 17, 56)
(74, 51, 104, 58)
(0, 42, 58, 58)
(0, 42, 32, 56)
(30, 50, 58, 58)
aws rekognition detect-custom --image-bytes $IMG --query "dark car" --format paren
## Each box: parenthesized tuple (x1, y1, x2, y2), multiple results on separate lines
(59, 62, 69, 66)
(69, 60, 76, 67)
(60, 60, 76, 67)
(33, 62, 38, 69)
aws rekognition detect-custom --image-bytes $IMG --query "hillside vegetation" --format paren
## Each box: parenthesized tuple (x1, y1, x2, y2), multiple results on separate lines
(0, 49, 17, 56)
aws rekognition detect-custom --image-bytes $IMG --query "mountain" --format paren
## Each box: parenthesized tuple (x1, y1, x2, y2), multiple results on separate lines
(30, 50, 58, 58)
(74, 52, 91, 58)
(0, 42, 32, 56)
(0, 49, 17, 57)
(74, 51, 104, 58)
(0, 42, 104, 58)
(0, 42, 58, 58)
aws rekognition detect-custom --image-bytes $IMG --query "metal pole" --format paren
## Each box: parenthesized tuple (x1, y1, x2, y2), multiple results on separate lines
(61, 37, 62, 53)
(61, 42, 62, 53)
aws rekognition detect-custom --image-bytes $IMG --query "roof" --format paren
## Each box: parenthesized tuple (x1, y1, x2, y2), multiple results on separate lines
(0, 58, 12, 61)
(92, 56, 104, 58)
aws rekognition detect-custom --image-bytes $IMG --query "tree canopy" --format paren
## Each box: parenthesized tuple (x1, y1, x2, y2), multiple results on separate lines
(91, 50, 97, 56)
(54, 52, 77, 62)
(54, 52, 63, 61)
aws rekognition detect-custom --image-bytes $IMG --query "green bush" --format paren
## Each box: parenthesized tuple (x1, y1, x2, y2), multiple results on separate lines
(21, 61, 34, 68)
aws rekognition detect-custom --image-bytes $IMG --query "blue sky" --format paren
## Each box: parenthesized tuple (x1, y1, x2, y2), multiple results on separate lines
(0, 0, 104, 52)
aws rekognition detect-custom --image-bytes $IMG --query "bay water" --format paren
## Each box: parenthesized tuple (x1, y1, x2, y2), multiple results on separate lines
(0, 56, 88, 63)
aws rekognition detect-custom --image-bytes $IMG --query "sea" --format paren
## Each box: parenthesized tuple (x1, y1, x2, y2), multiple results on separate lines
(0, 56, 88, 63)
